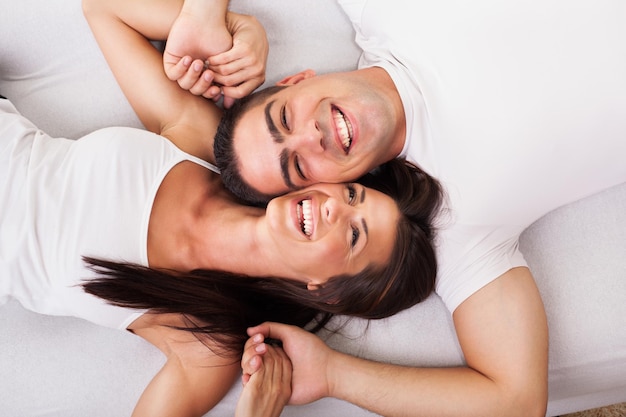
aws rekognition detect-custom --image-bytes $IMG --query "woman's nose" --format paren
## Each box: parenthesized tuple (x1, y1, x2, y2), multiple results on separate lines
(323, 197, 352, 224)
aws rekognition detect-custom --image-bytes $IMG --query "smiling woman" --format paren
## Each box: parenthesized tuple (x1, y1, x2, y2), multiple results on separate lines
(82, 156, 444, 339)
(0, 0, 444, 414)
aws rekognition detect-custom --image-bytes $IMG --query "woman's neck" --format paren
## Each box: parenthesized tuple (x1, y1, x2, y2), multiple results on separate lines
(148, 161, 283, 277)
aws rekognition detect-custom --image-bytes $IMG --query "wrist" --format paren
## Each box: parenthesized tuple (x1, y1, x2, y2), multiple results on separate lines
(181, 0, 228, 25)
(326, 350, 351, 400)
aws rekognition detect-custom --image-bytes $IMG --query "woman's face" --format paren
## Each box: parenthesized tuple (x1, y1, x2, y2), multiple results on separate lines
(262, 182, 400, 286)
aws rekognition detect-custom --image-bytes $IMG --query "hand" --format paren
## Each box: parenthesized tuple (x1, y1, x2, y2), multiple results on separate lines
(209, 12, 269, 108)
(164, 11, 268, 108)
(163, 8, 232, 101)
(235, 345, 292, 417)
(242, 323, 332, 405)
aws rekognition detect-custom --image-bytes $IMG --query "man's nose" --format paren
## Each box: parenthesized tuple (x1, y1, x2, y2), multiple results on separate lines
(292, 120, 323, 154)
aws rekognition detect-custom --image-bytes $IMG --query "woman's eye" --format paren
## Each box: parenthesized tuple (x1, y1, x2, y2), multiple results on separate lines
(347, 184, 357, 204)
(281, 105, 289, 130)
(351, 226, 360, 248)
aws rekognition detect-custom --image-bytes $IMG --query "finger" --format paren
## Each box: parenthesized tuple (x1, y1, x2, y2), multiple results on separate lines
(188, 70, 216, 96)
(176, 59, 207, 91)
(241, 372, 251, 386)
(247, 324, 271, 337)
(163, 55, 192, 82)
(241, 341, 266, 371)
(207, 47, 246, 68)
(222, 77, 264, 101)
(213, 67, 260, 90)
(241, 352, 263, 376)
(209, 58, 247, 80)
(243, 333, 265, 354)
(247, 322, 291, 341)
(210, 58, 264, 87)
(222, 95, 236, 109)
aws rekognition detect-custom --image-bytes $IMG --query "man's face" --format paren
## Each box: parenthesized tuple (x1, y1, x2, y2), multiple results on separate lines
(233, 71, 404, 198)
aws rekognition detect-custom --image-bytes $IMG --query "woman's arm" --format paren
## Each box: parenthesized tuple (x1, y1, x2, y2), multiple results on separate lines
(244, 267, 548, 417)
(164, 0, 268, 108)
(82, 0, 222, 162)
(129, 313, 240, 417)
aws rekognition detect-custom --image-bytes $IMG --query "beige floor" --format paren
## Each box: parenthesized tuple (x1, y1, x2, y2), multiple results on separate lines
(561, 402, 626, 417)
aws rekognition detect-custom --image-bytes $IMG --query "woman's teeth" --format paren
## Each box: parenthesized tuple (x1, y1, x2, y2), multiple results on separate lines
(333, 109, 353, 150)
(298, 199, 313, 236)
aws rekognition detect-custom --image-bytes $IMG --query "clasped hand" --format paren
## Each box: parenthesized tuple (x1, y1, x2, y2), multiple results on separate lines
(164, 10, 268, 108)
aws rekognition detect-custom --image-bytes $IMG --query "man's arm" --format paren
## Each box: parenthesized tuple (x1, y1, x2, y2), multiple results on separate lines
(244, 267, 548, 417)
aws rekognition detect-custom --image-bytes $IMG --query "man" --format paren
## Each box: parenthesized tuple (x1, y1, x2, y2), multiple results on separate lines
(167, 1, 626, 416)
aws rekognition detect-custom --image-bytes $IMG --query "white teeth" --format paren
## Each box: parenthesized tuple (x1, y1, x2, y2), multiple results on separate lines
(333, 109, 353, 150)
(300, 199, 313, 236)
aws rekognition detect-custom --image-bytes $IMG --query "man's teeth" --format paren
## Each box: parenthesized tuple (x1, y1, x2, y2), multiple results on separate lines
(333, 109, 353, 150)
(300, 199, 313, 236)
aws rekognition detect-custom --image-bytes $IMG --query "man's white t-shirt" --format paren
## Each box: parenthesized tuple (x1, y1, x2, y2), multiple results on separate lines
(340, 0, 626, 311)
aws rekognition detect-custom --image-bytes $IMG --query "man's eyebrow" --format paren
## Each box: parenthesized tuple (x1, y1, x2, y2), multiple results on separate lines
(264, 100, 284, 144)
(280, 148, 296, 189)
(266, 100, 295, 190)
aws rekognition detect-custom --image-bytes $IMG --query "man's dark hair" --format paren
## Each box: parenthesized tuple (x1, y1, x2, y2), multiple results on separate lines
(214, 85, 286, 206)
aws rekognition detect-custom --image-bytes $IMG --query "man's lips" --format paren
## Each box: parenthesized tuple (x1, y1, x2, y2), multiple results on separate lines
(332, 106, 354, 154)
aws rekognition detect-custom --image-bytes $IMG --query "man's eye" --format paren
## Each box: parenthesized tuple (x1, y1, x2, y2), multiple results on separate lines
(294, 155, 306, 180)
(281, 105, 289, 130)
(351, 226, 360, 248)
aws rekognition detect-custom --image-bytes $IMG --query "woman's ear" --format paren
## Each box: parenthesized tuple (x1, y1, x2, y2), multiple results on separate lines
(276, 69, 316, 86)
(306, 282, 321, 291)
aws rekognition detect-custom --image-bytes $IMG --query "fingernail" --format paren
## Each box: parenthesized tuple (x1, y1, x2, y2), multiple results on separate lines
(253, 334, 263, 343)
(255, 344, 266, 353)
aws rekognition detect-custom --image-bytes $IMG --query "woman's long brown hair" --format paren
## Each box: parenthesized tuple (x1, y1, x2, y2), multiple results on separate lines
(82, 157, 443, 356)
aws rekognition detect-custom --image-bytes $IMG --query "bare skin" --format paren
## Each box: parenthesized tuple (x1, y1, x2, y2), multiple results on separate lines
(243, 267, 548, 417)
(82, 1, 404, 416)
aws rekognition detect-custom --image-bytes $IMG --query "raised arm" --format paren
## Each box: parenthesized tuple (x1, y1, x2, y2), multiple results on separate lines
(164, 0, 268, 108)
(82, 0, 223, 162)
(244, 267, 548, 417)
(129, 314, 240, 417)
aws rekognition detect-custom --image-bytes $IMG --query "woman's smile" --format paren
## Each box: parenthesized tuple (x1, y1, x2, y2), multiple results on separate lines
(296, 198, 314, 237)
(262, 183, 400, 283)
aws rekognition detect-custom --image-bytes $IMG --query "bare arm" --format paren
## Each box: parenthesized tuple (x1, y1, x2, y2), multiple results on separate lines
(82, 0, 222, 162)
(130, 314, 240, 417)
(244, 267, 548, 417)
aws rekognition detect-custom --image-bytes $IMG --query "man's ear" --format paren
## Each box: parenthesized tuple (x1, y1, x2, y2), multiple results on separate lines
(276, 69, 316, 86)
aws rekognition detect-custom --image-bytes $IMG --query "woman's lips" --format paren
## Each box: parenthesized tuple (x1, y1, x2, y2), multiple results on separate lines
(296, 198, 313, 237)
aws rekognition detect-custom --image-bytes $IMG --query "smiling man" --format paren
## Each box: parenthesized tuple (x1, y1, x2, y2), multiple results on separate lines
(167, 0, 626, 416)
(216, 68, 405, 202)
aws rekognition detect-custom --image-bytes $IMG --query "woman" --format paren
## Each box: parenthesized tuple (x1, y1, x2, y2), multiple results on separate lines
(1, 2, 443, 417)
